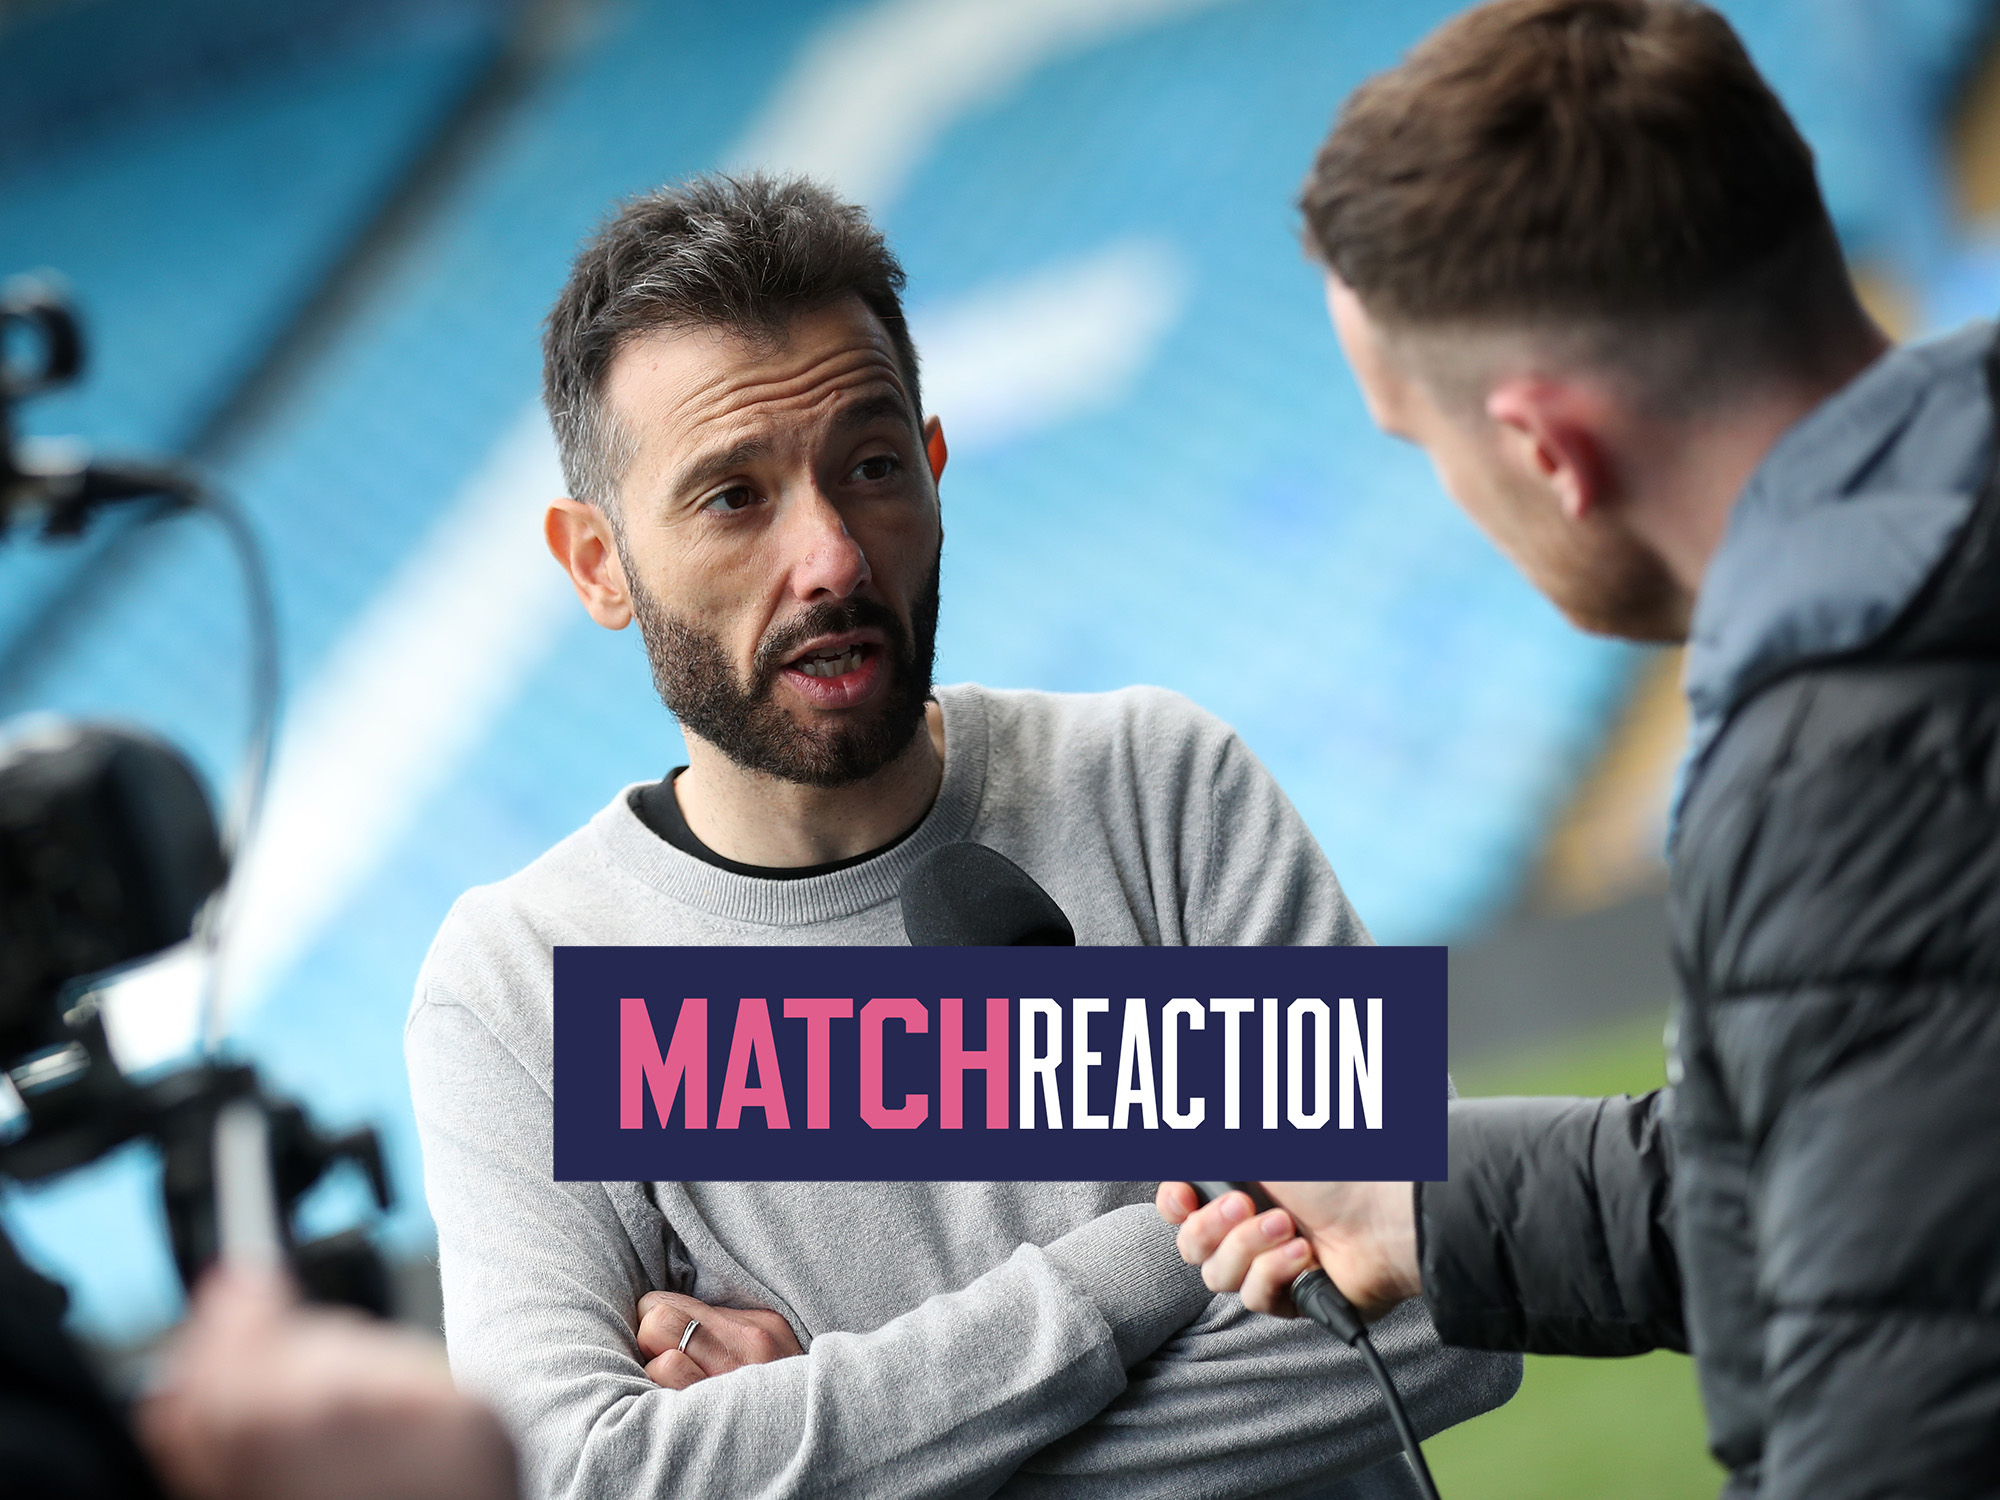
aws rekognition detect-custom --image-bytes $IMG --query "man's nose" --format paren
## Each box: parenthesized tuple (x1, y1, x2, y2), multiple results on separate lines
(779, 484, 870, 602)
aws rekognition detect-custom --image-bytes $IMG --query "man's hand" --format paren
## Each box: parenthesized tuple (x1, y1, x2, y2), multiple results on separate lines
(1156, 1181, 1424, 1319)
(635, 1291, 803, 1390)
(137, 1265, 516, 1500)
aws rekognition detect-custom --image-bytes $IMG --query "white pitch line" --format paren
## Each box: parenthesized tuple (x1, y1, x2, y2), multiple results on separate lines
(213, 416, 573, 1019)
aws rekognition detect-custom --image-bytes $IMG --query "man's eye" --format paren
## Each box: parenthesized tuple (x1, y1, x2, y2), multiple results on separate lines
(851, 454, 899, 482)
(702, 486, 759, 514)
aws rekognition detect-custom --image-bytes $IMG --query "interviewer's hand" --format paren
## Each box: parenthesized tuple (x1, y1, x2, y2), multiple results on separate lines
(635, 1290, 802, 1390)
(137, 1264, 516, 1500)
(1156, 1180, 1423, 1320)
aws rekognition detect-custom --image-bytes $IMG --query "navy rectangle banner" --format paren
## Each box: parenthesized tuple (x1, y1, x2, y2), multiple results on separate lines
(554, 946, 1445, 1182)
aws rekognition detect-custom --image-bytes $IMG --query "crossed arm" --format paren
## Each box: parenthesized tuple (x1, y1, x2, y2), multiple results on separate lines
(628, 1268, 1509, 1499)
(408, 993, 1512, 1500)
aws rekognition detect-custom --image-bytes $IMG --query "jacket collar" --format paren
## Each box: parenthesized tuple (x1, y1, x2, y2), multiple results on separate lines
(1673, 322, 1995, 837)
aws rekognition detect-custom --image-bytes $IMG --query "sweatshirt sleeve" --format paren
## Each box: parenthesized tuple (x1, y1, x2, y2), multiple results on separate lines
(407, 991, 1213, 1500)
(999, 1291, 1519, 1498)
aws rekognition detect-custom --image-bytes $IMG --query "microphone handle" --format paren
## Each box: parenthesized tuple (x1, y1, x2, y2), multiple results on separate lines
(1188, 1182, 1367, 1339)
(1186, 1181, 1441, 1500)
(1289, 1266, 1366, 1345)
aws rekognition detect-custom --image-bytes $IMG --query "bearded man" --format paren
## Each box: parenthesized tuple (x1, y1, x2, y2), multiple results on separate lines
(404, 174, 1517, 1500)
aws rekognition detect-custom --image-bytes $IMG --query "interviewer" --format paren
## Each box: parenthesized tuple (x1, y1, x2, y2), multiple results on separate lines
(1165, 2, 2000, 1496)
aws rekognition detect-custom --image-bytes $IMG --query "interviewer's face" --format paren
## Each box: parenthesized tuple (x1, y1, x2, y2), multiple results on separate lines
(1325, 276, 1680, 641)
(576, 296, 943, 785)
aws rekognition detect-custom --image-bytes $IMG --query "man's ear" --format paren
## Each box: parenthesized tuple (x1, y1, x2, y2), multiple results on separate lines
(923, 415, 948, 485)
(545, 497, 632, 630)
(1484, 379, 1611, 522)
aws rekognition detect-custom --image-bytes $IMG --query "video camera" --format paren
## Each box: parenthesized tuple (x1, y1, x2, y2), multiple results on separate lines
(0, 275, 395, 1314)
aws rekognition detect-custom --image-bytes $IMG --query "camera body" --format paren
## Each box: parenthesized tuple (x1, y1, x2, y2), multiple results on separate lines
(0, 722, 223, 1065)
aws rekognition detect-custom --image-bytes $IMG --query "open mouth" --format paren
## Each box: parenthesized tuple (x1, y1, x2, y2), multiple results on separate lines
(775, 632, 889, 710)
(791, 643, 871, 679)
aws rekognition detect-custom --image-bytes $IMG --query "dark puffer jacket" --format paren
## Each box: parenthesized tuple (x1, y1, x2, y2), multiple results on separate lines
(1417, 323, 2000, 1499)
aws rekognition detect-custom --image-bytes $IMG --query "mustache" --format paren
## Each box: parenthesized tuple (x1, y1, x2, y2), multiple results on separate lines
(751, 597, 909, 683)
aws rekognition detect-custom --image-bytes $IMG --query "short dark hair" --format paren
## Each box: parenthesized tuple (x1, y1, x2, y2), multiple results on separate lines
(1302, 0, 1853, 367)
(543, 173, 922, 508)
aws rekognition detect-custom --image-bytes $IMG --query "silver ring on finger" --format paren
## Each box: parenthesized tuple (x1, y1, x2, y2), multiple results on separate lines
(678, 1317, 701, 1354)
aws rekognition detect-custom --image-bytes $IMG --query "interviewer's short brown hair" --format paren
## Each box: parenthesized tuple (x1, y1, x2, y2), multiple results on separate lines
(1303, 0, 1858, 378)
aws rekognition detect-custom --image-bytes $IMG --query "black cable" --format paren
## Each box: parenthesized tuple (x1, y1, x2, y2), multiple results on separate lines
(177, 481, 279, 870)
(1312, 1280, 1440, 1500)
(175, 481, 280, 1053)
(1359, 1336, 1442, 1500)
(1190, 1183, 1442, 1500)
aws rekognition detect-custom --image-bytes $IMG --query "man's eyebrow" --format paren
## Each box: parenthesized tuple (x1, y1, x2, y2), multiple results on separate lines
(673, 438, 771, 498)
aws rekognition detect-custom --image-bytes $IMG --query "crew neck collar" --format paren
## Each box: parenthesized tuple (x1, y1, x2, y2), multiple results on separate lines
(586, 683, 991, 928)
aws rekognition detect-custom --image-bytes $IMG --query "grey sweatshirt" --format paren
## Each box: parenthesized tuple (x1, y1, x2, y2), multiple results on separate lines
(406, 683, 1520, 1500)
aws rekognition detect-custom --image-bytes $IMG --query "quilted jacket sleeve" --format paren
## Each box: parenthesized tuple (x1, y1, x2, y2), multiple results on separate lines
(1415, 1092, 1685, 1358)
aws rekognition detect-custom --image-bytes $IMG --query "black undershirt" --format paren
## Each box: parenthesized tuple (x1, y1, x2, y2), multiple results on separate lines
(631, 768, 918, 879)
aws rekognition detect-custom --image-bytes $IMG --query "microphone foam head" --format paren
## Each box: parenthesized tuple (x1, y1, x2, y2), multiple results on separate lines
(900, 842, 1076, 946)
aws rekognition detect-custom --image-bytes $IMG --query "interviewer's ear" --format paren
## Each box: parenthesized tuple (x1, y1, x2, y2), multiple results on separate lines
(923, 415, 948, 485)
(545, 497, 632, 630)
(1485, 379, 1611, 522)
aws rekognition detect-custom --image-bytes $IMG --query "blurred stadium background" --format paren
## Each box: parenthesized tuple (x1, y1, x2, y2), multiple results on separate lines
(3, 0, 1997, 1493)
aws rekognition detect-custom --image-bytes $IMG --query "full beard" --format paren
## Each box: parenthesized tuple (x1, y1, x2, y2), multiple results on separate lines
(626, 551, 941, 788)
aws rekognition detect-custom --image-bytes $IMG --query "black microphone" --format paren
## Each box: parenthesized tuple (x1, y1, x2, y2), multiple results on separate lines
(2, 278, 197, 538)
(900, 842, 1076, 946)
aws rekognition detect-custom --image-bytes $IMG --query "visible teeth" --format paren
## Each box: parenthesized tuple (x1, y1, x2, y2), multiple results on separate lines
(796, 647, 863, 678)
